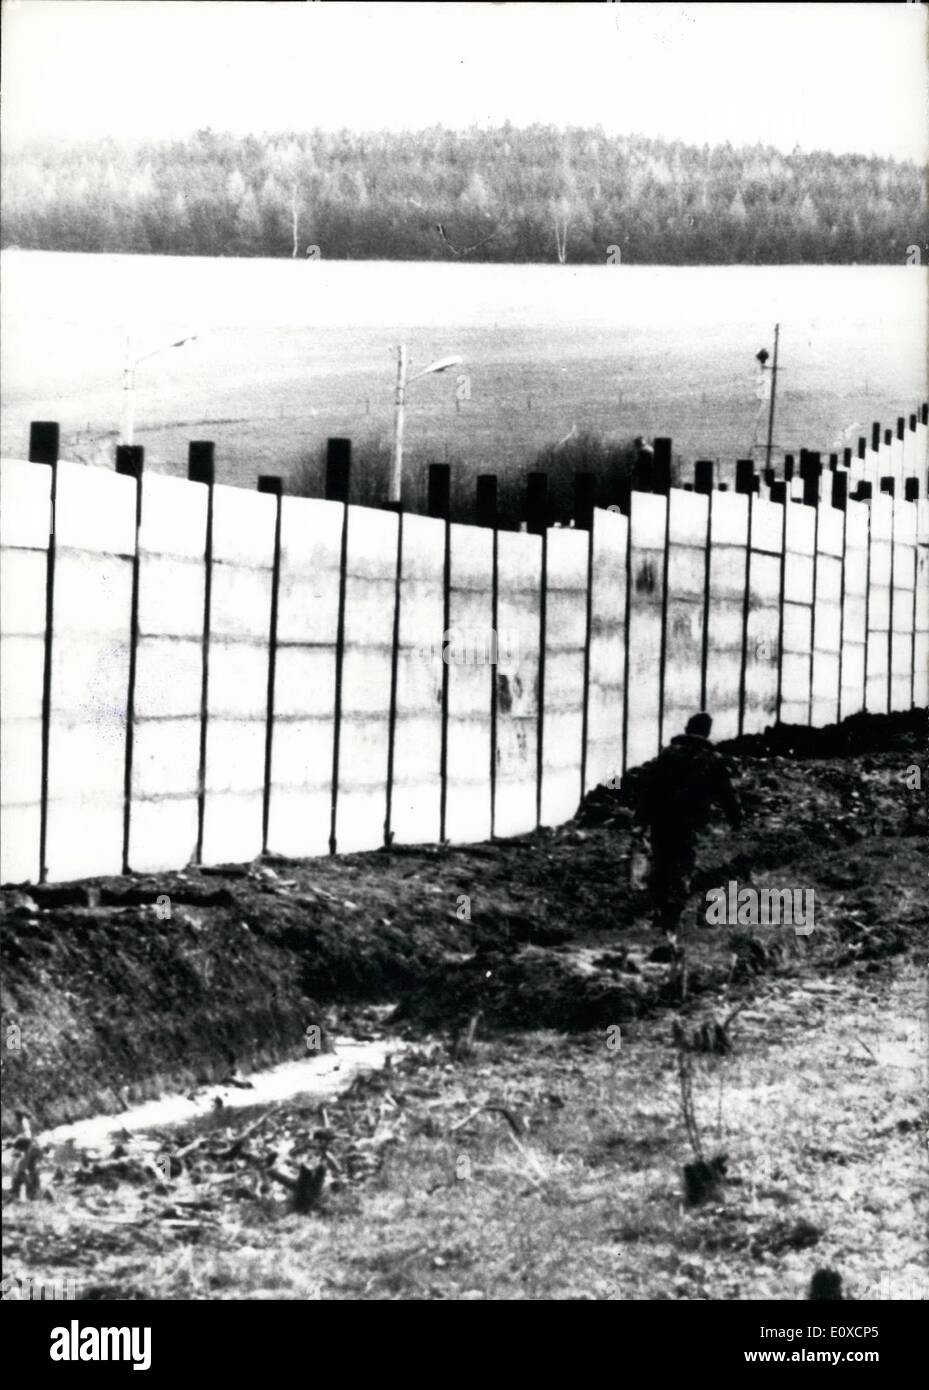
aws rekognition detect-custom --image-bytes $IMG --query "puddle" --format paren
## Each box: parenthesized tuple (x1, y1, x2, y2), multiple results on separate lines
(34, 1038, 403, 1151)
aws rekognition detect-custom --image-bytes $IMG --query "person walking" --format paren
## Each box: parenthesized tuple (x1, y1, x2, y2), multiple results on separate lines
(633, 712, 741, 941)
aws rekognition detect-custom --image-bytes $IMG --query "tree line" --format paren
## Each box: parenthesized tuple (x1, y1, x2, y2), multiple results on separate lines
(1, 124, 925, 263)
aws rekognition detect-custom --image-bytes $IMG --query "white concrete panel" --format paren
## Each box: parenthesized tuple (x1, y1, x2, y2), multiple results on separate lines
(393, 514, 445, 845)
(709, 491, 749, 546)
(45, 798, 124, 880)
(131, 718, 201, 798)
(586, 507, 626, 793)
(54, 462, 136, 556)
(1, 549, 47, 636)
(129, 797, 199, 874)
(210, 565, 273, 642)
(750, 496, 783, 554)
(200, 792, 264, 867)
(204, 718, 266, 796)
(335, 504, 399, 854)
(494, 531, 541, 837)
(705, 493, 748, 741)
(817, 506, 844, 558)
(780, 652, 812, 726)
(743, 551, 780, 733)
(133, 637, 203, 719)
(53, 553, 135, 637)
(541, 529, 587, 827)
(445, 521, 492, 844)
(210, 484, 276, 566)
(669, 490, 708, 546)
(137, 555, 206, 639)
(839, 642, 866, 721)
(139, 472, 208, 559)
(0, 459, 52, 550)
(626, 492, 666, 768)
(784, 554, 814, 606)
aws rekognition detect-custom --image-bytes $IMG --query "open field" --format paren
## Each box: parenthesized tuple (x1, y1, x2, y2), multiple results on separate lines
(2, 713, 926, 1299)
(2, 253, 925, 515)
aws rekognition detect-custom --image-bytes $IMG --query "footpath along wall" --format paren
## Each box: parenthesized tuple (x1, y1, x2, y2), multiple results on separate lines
(1, 412, 927, 884)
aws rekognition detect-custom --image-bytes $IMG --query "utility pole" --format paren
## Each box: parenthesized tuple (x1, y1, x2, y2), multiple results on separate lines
(765, 322, 780, 473)
(389, 343, 408, 505)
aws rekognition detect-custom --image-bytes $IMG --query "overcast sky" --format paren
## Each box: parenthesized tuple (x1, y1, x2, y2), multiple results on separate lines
(2, 1, 926, 162)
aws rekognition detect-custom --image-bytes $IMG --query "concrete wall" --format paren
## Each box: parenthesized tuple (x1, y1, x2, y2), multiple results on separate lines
(781, 500, 815, 726)
(839, 500, 868, 721)
(865, 495, 893, 714)
(811, 502, 843, 728)
(540, 527, 588, 827)
(130, 472, 207, 872)
(335, 505, 399, 853)
(585, 506, 626, 793)
(890, 501, 917, 713)
(45, 464, 136, 881)
(445, 522, 493, 843)
(1, 453, 926, 885)
(744, 497, 783, 734)
(393, 513, 445, 845)
(0, 462, 52, 883)
(706, 492, 749, 740)
(626, 492, 666, 766)
(201, 485, 276, 865)
(266, 496, 343, 859)
(493, 530, 542, 838)
(664, 491, 709, 741)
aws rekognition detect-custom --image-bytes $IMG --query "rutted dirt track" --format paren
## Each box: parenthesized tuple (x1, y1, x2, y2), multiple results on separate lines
(1, 711, 926, 1299)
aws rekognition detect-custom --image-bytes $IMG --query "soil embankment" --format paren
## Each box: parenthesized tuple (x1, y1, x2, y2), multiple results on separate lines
(2, 711, 925, 1133)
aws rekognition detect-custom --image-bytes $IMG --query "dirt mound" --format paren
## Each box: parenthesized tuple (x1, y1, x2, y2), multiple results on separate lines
(2, 711, 924, 1129)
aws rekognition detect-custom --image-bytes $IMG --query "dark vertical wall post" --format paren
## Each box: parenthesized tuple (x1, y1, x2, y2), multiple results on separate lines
(694, 460, 714, 496)
(476, 473, 497, 529)
(32, 422, 60, 882)
(526, 471, 548, 535)
(325, 437, 351, 503)
(573, 471, 595, 531)
(258, 476, 283, 854)
(428, 462, 451, 521)
(652, 438, 672, 495)
(802, 451, 821, 508)
(735, 459, 755, 495)
(117, 445, 144, 874)
(188, 442, 215, 863)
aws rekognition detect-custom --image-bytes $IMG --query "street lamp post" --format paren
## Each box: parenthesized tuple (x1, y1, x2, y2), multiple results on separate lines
(389, 344, 463, 505)
(121, 333, 198, 446)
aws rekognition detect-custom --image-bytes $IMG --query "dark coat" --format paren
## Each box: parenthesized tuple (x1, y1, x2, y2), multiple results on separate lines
(634, 733, 740, 837)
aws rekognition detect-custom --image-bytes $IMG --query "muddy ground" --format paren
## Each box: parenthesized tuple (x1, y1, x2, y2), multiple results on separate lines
(1, 710, 926, 1299)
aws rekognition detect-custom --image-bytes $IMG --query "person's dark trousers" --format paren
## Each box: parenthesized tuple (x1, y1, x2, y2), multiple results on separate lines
(649, 825, 696, 933)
